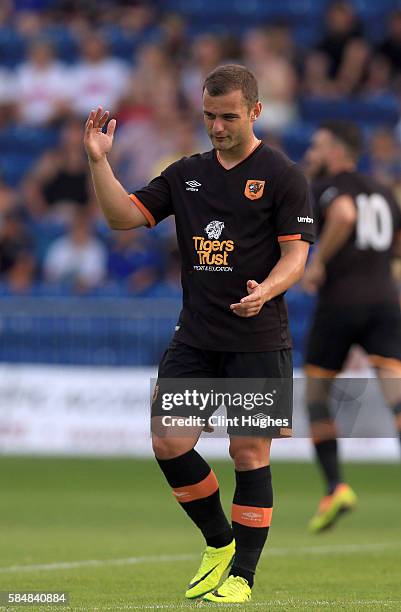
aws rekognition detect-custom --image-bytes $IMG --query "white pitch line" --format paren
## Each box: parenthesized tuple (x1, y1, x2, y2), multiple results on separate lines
(2, 600, 400, 611)
(0, 541, 399, 574)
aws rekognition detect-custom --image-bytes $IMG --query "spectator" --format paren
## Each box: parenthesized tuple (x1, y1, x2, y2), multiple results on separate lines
(145, 246, 182, 298)
(160, 13, 188, 65)
(182, 34, 225, 112)
(302, 51, 338, 97)
(108, 228, 162, 294)
(0, 179, 19, 217)
(0, 67, 17, 127)
(131, 42, 177, 105)
(15, 39, 70, 125)
(43, 208, 107, 291)
(111, 84, 181, 189)
(0, 210, 34, 277)
(335, 38, 370, 95)
(242, 28, 297, 132)
(69, 34, 129, 117)
(151, 117, 205, 178)
(377, 9, 401, 81)
(316, 1, 363, 78)
(369, 129, 401, 187)
(23, 118, 92, 220)
(115, 73, 153, 125)
(5, 251, 37, 294)
(115, 42, 176, 124)
(363, 53, 392, 96)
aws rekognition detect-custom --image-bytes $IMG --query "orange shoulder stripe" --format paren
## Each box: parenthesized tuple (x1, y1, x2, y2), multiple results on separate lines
(278, 234, 302, 242)
(129, 194, 156, 228)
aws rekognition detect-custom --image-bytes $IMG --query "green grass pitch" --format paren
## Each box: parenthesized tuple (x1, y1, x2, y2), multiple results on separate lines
(0, 456, 400, 611)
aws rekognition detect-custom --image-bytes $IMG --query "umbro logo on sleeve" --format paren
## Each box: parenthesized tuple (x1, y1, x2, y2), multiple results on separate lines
(297, 216, 314, 223)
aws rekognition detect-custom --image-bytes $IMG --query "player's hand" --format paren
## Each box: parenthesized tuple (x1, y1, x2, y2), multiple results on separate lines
(84, 106, 116, 162)
(230, 280, 265, 317)
(302, 259, 326, 294)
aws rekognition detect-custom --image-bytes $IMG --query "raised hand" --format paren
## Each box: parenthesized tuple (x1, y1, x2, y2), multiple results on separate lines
(230, 280, 266, 317)
(84, 106, 116, 162)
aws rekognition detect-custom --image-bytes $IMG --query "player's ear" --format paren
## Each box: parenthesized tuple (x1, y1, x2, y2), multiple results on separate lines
(250, 101, 262, 122)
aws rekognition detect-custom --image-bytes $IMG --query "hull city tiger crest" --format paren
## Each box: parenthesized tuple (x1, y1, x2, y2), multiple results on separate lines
(244, 179, 266, 200)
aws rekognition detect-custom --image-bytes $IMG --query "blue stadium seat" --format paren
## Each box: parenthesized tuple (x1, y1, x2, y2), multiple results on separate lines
(40, 26, 78, 64)
(282, 123, 315, 161)
(0, 27, 26, 67)
(0, 126, 59, 154)
(351, 0, 398, 18)
(300, 95, 400, 127)
(0, 153, 36, 186)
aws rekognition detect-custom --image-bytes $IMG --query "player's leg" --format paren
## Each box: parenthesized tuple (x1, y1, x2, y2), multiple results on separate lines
(374, 364, 401, 448)
(151, 340, 234, 599)
(305, 372, 357, 532)
(363, 303, 401, 451)
(203, 436, 271, 603)
(203, 348, 290, 603)
(305, 305, 357, 532)
(306, 371, 342, 494)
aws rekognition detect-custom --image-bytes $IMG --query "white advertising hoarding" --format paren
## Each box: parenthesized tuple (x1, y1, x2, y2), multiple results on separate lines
(0, 365, 398, 461)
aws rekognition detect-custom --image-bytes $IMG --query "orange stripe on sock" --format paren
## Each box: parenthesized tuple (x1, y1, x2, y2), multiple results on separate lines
(368, 354, 401, 375)
(172, 470, 219, 503)
(305, 364, 339, 378)
(311, 419, 338, 444)
(232, 504, 272, 528)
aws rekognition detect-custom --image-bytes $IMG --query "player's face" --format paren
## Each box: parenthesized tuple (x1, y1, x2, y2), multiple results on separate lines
(202, 89, 257, 151)
(304, 129, 335, 178)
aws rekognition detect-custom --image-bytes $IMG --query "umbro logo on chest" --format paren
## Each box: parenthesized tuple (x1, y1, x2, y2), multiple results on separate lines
(185, 180, 201, 191)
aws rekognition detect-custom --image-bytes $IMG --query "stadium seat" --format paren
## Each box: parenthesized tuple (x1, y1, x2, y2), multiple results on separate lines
(0, 126, 59, 154)
(0, 27, 26, 67)
(300, 95, 400, 127)
(0, 153, 36, 186)
(282, 123, 315, 161)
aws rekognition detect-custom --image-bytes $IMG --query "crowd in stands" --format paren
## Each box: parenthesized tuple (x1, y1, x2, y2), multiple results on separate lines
(0, 0, 400, 296)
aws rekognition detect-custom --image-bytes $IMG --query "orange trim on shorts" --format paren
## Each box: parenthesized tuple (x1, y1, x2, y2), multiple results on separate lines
(368, 355, 401, 375)
(232, 504, 272, 528)
(280, 427, 293, 437)
(129, 194, 156, 228)
(305, 364, 339, 378)
(310, 419, 338, 444)
(277, 234, 302, 242)
(172, 470, 218, 503)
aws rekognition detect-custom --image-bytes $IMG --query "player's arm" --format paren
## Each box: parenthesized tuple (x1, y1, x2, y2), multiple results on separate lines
(394, 231, 401, 258)
(84, 107, 147, 230)
(302, 195, 357, 293)
(230, 241, 310, 317)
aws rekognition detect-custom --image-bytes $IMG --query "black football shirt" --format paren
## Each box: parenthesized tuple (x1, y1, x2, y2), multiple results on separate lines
(130, 142, 315, 351)
(313, 171, 401, 305)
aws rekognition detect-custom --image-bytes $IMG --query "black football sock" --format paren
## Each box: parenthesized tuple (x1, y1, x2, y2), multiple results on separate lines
(314, 438, 342, 495)
(229, 466, 273, 588)
(156, 449, 233, 548)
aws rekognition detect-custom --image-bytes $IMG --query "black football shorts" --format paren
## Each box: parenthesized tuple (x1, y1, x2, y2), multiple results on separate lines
(305, 302, 401, 372)
(151, 339, 293, 438)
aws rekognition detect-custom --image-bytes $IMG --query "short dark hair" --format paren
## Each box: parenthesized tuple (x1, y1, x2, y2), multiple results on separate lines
(203, 64, 258, 110)
(320, 119, 363, 160)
